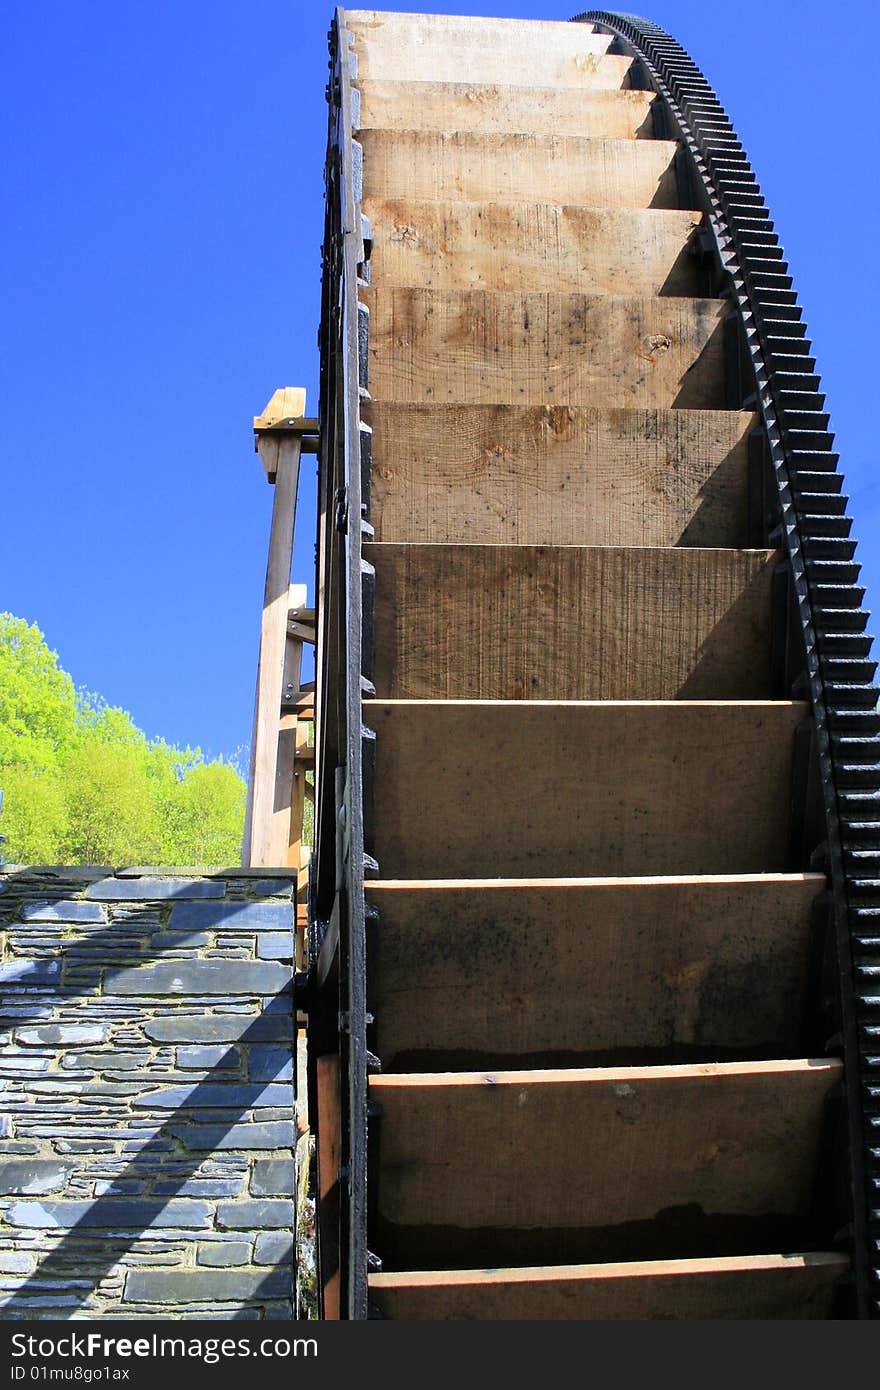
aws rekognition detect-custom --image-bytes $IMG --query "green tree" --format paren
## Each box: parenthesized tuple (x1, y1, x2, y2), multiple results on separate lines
(0, 612, 247, 866)
(157, 761, 248, 865)
(0, 614, 77, 774)
(58, 737, 163, 865)
(0, 763, 67, 864)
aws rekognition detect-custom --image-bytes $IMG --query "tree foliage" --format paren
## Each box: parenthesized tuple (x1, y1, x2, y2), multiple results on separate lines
(0, 613, 246, 866)
(0, 614, 77, 774)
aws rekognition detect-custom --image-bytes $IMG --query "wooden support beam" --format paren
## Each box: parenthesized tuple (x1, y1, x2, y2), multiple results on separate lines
(316, 1054, 341, 1320)
(287, 620, 317, 645)
(287, 710, 309, 880)
(282, 690, 316, 719)
(243, 390, 311, 869)
(253, 389, 319, 474)
(253, 386, 306, 431)
(282, 680, 315, 719)
(295, 845, 310, 972)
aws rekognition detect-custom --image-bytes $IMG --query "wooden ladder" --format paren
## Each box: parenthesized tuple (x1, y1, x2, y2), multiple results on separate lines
(242, 387, 318, 961)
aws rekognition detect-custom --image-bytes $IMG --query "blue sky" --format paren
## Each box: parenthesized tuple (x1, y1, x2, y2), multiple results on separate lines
(2, 0, 878, 762)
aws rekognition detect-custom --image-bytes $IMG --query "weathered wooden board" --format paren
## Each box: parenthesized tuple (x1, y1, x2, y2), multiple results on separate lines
(243, 440, 302, 869)
(365, 699, 806, 878)
(357, 81, 656, 139)
(316, 1054, 341, 1320)
(371, 1060, 841, 1267)
(365, 404, 756, 548)
(364, 201, 706, 298)
(366, 874, 825, 1069)
(348, 11, 630, 89)
(364, 289, 727, 409)
(368, 1253, 847, 1320)
(360, 131, 685, 209)
(367, 544, 777, 701)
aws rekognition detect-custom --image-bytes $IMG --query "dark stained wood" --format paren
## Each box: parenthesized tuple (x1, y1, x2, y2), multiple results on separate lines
(367, 543, 777, 701)
(316, 1054, 341, 1320)
(371, 1060, 842, 1268)
(366, 874, 826, 1069)
(367, 699, 807, 878)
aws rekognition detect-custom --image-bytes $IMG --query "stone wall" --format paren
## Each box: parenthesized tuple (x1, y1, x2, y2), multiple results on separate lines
(0, 865, 300, 1320)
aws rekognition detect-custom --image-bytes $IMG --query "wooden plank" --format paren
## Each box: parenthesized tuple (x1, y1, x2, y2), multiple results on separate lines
(348, 11, 630, 89)
(243, 441, 302, 868)
(288, 718, 308, 880)
(370, 1059, 842, 1268)
(356, 81, 656, 139)
(270, 713, 298, 867)
(363, 289, 727, 410)
(367, 544, 777, 701)
(366, 874, 826, 1070)
(364, 200, 705, 298)
(280, 583, 307, 872)
(366, 699, 807, 878)
(365, 404, 756, 548)
(253, 386, 306, 430)
(360, 131, 685, 209)
(284, 689, 315, 718)
(253, 387, 308, 481)
(368, 1253, 847, 1320)
(316, 1054, 341, 1320)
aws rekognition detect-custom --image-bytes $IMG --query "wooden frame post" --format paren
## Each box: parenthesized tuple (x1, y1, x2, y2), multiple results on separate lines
(243, 388, 318, 868)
